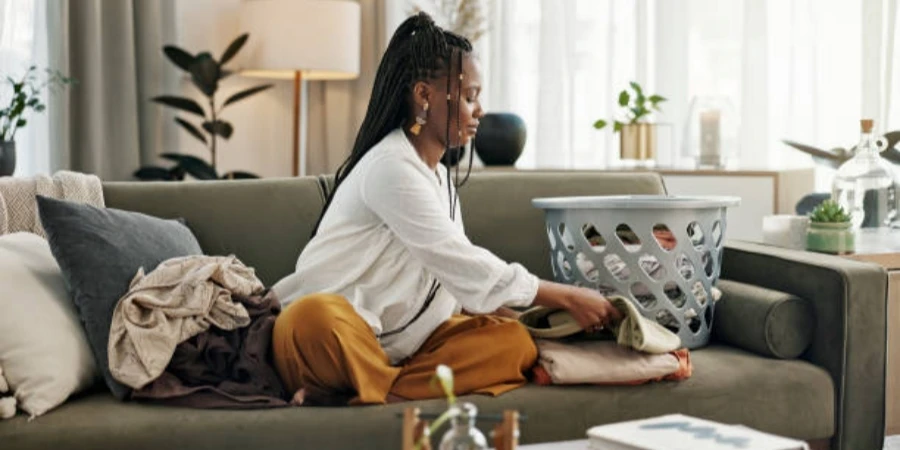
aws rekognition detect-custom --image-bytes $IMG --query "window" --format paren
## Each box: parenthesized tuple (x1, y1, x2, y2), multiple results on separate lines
(0, 0, 48, 176)
(483, 0, 881, 170)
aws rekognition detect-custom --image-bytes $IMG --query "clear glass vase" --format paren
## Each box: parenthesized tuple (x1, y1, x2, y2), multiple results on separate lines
(439, 403, 488, 450)
(831, 119, 897, 229)
(681, 96, 739, 168)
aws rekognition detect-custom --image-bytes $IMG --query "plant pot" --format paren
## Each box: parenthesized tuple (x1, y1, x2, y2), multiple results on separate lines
(806, 221, 855, 254)
(620, 123, 656, 162)
(473, 112, 527, 166)
(0, 141, 15, 177)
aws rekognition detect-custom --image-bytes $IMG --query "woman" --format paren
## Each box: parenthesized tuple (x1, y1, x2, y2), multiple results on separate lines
(271, 12, 621, 406)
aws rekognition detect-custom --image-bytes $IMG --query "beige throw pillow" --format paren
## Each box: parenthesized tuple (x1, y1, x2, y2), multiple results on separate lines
(0, 233, 96, 417)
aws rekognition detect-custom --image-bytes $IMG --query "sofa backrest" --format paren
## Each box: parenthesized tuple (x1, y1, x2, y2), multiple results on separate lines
(105, 171, 664, 286)
(321, 170, 667, 280)
(103, 177, 326, 286)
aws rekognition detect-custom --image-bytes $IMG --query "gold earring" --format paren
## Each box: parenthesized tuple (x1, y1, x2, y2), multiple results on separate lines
(410, 102, 429, 136)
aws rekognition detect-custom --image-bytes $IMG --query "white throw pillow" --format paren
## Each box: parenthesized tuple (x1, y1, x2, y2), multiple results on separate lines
(0, 233, 96, 417)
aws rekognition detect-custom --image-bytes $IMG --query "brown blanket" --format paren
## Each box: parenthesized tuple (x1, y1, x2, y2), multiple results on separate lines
(131, 290, 290, 409)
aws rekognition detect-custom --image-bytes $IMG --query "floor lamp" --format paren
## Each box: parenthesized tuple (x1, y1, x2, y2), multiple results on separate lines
(241, 0, 361, 177)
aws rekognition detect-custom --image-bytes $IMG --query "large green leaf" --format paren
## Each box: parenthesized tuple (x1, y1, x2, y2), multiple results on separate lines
(161, 153, 218, 180)
(223, 84, 273, 108)
(163, 46, 194, 72)
(618, 90, 630, 107)
(220, 34, 249, 66)
(151, 96, 205, 117)
(202, 120, 234, 139)
(189, 53, 220, 97)
(174, 118, 207, 145)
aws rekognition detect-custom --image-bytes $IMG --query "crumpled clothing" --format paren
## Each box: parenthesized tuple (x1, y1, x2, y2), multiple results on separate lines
(132, 290, 290, 409)
(109, 255, 264, 389)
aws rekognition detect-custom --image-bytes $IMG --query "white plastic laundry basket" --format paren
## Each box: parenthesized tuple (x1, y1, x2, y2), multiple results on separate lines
(532, 195, 740, 349)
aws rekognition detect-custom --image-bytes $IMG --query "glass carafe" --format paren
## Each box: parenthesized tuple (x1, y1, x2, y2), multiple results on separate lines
(439, 403, 488, 450)
(831, 119, 897, 228)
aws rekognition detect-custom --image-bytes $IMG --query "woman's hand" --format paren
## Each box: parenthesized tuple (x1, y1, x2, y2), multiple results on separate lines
(532, 280, 622, 332)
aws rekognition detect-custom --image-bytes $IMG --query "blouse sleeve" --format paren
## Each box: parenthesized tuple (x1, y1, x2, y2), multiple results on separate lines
(360, 156, 538, 314)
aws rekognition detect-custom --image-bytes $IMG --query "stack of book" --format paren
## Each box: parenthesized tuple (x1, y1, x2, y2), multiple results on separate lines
(587, 414, 808, 450)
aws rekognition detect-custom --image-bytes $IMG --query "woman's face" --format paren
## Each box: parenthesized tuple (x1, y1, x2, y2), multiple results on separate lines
(416, 54, 484, 148)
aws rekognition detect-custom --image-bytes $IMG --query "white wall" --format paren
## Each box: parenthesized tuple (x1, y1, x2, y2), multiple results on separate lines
(173, 0, 294, 178)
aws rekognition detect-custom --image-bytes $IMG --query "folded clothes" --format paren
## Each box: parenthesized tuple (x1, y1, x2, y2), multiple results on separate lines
(532, 339, 692, 386)
(519, 295, 682, 354)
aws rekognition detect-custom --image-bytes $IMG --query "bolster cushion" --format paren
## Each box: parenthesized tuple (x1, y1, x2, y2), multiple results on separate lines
(713, 279, 815, 359)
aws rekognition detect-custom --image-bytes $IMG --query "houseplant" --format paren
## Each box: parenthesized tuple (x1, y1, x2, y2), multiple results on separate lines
(136, 34, 273, 181)
(806, 199, 854, 254)
(0, 66, 74, 176)
(593, 81, 666, 163)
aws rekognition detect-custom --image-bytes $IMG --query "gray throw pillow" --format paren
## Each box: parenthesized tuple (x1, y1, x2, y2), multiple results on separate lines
(37, 195, 202, 399)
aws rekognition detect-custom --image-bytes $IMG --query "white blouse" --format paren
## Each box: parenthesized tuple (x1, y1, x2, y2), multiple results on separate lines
(272, 128, 539, 364)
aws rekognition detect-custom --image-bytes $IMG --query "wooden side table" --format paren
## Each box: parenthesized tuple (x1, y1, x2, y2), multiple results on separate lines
(842, 228, 900, 435)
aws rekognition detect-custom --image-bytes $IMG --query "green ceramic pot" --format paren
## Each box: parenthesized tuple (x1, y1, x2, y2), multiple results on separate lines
(806, 221, 855, 254)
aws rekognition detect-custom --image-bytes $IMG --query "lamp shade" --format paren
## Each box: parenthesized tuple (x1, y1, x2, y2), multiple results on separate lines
(240, 0, 361, 80)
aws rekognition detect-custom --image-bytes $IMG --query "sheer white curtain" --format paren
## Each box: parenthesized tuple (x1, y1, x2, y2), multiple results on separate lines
(485, 0, 650, 169)
(0, 0, 50, 176)
(484, 0, 898, 170)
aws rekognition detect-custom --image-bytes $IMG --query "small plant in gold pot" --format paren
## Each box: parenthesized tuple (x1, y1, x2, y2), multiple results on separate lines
(807, 199, 855, 254)
(593, 82, 666, 164)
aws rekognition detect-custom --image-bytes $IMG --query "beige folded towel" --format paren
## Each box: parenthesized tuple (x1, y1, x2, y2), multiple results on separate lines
(0, 171, 104, 237)
(607, 296, 682, 354)
(535, 339, 680, 384)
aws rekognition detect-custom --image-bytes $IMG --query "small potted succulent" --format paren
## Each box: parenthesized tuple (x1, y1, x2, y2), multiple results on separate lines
(806, 199, 854, 254)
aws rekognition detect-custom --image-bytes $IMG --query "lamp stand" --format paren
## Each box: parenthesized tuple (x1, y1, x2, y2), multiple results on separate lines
(292, 70, 303, 177)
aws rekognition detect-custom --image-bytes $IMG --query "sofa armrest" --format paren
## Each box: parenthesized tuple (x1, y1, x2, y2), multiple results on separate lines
(721, 241, 887, 450)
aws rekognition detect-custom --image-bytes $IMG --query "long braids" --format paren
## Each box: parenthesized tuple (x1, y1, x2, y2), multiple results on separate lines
(312, 12, 473, 237)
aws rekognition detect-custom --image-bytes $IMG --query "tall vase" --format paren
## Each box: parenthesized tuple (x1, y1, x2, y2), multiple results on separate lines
(620, 123, 656, 165)
(473, 113, 527, 166)
(0, 141, 15, 177)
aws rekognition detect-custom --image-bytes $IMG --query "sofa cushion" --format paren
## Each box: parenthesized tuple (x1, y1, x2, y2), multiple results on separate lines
(0, 346, 833, 449)
(0, 233, 96, 417)
(37, 196, 203, 400)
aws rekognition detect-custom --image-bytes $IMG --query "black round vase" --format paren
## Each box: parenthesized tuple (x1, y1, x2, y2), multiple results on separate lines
(0, 141, 15, 177)
(473, 113, 527, 166)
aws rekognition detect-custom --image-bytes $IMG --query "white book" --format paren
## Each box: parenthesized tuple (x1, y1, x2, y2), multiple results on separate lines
(586, 414, 809, 450)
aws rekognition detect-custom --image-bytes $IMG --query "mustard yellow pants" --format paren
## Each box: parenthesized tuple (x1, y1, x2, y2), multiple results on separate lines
(272, 294, 538, 405)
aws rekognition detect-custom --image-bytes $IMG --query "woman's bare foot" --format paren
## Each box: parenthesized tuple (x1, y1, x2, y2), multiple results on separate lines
(290, 388, 306, 406)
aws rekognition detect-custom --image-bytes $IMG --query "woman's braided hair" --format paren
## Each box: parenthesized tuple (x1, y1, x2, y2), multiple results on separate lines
(311, 12, 473, 237)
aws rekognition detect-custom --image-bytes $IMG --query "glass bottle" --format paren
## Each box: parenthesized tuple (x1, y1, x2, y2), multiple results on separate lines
(439, 403, 488, 450)
(832, 119, 897, 229)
